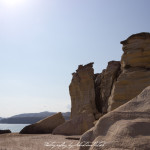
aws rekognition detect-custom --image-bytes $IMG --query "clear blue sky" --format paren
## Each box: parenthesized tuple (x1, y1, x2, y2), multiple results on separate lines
(0, 0, 150, 117)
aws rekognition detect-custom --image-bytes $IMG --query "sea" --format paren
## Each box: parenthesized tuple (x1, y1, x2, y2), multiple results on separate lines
(0, 124, 29, 133)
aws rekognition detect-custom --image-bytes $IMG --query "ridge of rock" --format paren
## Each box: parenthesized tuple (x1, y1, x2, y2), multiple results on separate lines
(79, 86, 150, 150)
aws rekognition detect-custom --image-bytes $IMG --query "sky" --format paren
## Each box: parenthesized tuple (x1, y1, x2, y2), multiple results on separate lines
(0, 0, 150, 117)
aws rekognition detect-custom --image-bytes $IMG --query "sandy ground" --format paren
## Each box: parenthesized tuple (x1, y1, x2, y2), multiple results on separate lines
(0, 133, 81, 150)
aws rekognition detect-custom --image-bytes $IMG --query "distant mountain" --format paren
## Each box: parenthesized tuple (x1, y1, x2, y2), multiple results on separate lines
(0, 111, 70, 124)
(11, 111, 56, 118)
(0, 117, 2, 120)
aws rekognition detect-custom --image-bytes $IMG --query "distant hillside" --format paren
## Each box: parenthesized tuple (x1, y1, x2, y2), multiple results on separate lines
(0, 112, 70, 124)
(11, 111, 56, 118)
(0, 117, 2, 120)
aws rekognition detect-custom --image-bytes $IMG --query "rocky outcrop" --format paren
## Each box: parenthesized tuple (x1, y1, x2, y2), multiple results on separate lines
(53, 63, 98, 136)
(69, 61, 121, 118)
(0, 130, 11, 134)
(69, 62, 98, 118)
(95, 61, 121, 114)
(52, 113, 95, 135)
(58, 32, 150, 136)
(58, 61, 121, 136)
(121, 32, 150, 68)
(108, 32, 150, 111)
(108, 68, 150, 111)
(79, 86, 150, 150)
(20, 112, 65, 134)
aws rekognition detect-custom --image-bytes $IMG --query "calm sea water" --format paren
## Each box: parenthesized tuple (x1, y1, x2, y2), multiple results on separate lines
(0, 124, 29, 132)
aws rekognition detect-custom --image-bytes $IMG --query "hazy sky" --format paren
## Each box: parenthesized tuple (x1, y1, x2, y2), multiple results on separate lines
(0, 0, 150, 117)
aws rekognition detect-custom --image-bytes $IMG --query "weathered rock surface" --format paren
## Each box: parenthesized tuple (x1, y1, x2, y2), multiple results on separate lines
(108, 32, 150, 111)
(69, 63, 98, 118)
(79, 86, 150, 150)
(69, 61, 121, 120)
(66, 32, 150, 136)
(0, 129, 11, 134)
(95, 61, 120, 114)
(20, 112, 65, 134)
(121, 32, 150, 68)
(53, 113, 95, 135)
(108, 67, 150, 111)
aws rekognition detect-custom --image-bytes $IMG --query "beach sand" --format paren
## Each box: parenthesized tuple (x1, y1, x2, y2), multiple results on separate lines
(0, 133, 80, 150)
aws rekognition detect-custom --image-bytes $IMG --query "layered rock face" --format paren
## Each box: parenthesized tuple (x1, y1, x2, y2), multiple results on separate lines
(53, 63, 97, 135)
(56, 61, 121, 136)
(69, 63, 97, 119)
(121, 32, 150, 68)
(70, 61, 121, 118)
(54, 32, 150, 136)
(79, 86, 150, 150)
(20, 112, 65, 134)
(108, 32, 150, 111)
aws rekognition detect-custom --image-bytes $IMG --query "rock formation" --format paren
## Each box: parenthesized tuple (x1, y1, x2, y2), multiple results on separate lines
(79, 86, 150, 150)
(69, 62, 98, 119)
(108, 32, 150, 111)
(53, 113, 95, 135)
(64, 32, 150, 136)
(20, 112, 65, 134)
(95, 61, 121, 114)
(54, 61, 121, 136)
(29, 32, 150, 136)
(69, 61, 121, 118)
(52, 63, 99, 136)
(121, 32, 150, 68)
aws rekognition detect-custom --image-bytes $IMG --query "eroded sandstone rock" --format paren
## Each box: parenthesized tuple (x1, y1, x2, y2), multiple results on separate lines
(67, 32, 150, 137)
(20, 112, 65, 134)
(69, 62, 98, 119)
(108, 32, 150, 111)
(79, 86, 150, 150)
(108, 68, 150, 111)
(121, 32, 150, 68)
(52, 113, 95, 135)
(95, 61, 121, 114)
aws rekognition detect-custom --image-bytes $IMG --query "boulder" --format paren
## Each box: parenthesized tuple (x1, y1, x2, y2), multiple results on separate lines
(69, 62, 98, 118)
(20, 112, 65, 134)
(52, 113, 95, 135)
(79, 86, 150, 150)
(0, 129, 11, 134)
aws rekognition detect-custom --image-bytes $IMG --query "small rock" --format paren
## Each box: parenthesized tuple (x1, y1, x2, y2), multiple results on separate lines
(0, 129, 11, 134)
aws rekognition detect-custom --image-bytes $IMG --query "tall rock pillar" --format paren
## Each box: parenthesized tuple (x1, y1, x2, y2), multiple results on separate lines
(69, 62, 98, 119)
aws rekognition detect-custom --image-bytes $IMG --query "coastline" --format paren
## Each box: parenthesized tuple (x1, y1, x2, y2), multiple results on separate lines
(0, 124, 29, 133)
